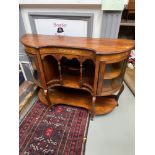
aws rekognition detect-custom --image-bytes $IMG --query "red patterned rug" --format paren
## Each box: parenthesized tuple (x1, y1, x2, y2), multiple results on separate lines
(19, 101, 90, 155)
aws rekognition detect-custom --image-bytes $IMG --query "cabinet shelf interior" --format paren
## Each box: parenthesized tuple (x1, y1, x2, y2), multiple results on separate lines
(39, 86, 118, 115)
(43, 55, 59, 82)
(104, 61, 124, 79)
(42, 56, 95, 89)
(102, 74, 123, 93)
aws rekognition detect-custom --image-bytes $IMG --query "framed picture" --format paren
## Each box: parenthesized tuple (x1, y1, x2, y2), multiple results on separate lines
(28, 12, 94, 37)
(35, 18, 87, 37)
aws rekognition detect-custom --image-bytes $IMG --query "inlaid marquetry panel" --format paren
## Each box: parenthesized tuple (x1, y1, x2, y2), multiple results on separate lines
(40, 47, 95, 57)
(98, 52, 129, 63)
(24, 46, 38, 55)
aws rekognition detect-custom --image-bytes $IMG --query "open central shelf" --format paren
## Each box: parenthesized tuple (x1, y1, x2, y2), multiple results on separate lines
(38, 87, 118, 115)
(62, 73, 80, 88)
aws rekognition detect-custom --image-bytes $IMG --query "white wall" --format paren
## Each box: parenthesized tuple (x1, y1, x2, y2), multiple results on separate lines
(20, 5, 103, 38)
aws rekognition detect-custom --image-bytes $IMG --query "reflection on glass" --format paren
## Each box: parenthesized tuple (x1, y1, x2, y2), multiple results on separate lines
(33, 70, 38, 81)
(28, 55, 39, 82)
(105, 61, 124, 75)
(102, 74, 123, 92)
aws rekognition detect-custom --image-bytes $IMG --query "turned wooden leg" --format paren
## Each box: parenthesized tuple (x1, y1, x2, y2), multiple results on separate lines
(91, 96, 96, 120)
(44, 89, 51, 106)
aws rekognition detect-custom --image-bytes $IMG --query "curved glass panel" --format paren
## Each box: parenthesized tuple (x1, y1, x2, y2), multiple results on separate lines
(99, 59, 127, 94)
(28, 55, 40, 83)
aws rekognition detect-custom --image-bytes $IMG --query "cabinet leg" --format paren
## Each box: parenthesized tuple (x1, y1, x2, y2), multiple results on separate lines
(44, 89, 51, 106)
(114, 84, 124, 107)
(116, 84, 124, 101)
(91, 96, 96, 121)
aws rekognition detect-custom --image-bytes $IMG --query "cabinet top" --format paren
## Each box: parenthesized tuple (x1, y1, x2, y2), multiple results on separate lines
(21, 34, 134, 54)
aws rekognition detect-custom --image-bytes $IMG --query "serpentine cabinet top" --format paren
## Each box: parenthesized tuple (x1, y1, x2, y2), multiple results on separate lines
(21, 34, 135, 55)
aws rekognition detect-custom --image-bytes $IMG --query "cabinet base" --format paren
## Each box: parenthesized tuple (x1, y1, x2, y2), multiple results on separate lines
(38, 87, 118, 115)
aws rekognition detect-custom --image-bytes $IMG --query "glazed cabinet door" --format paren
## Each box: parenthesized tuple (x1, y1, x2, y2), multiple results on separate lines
(97, 59, 128, 96)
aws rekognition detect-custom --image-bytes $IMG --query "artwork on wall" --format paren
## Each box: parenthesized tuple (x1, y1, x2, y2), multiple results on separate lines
(35, 18, 87, 37)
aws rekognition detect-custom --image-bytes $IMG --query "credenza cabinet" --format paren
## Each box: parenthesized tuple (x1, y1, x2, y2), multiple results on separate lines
(21, 34, 134, 119)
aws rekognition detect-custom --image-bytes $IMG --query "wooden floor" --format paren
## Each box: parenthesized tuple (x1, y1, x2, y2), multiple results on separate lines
(19, 81, 37, 115)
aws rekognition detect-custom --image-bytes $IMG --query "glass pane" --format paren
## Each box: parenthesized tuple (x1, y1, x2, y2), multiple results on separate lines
(102, 74, 123, 92)
(28, 55, 40, 83)
(104, 61, 124, 79)
(101, 60, 127, 93)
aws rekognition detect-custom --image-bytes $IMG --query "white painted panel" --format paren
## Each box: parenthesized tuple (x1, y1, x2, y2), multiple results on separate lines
(35, 18, 87, 37)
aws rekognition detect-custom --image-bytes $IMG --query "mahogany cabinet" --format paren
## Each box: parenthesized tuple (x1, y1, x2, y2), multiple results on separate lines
(21, 34, 134, 119)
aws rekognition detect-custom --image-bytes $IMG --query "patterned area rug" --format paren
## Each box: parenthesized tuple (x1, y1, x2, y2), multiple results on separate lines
(19, 101, 90, 155)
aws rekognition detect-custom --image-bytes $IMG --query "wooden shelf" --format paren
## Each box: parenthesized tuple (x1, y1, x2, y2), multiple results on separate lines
(104, 69, 121, 79)
(62, 74, 80, 88)
(38, 87, 117, 115)
(62, 73, 94, 90)
(63, 66, 80, 71)
(19, 81, 37, 114)
(120, 19, 135, 26)
(101, 76, 122, 95)
(104, 62, 123, 79)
